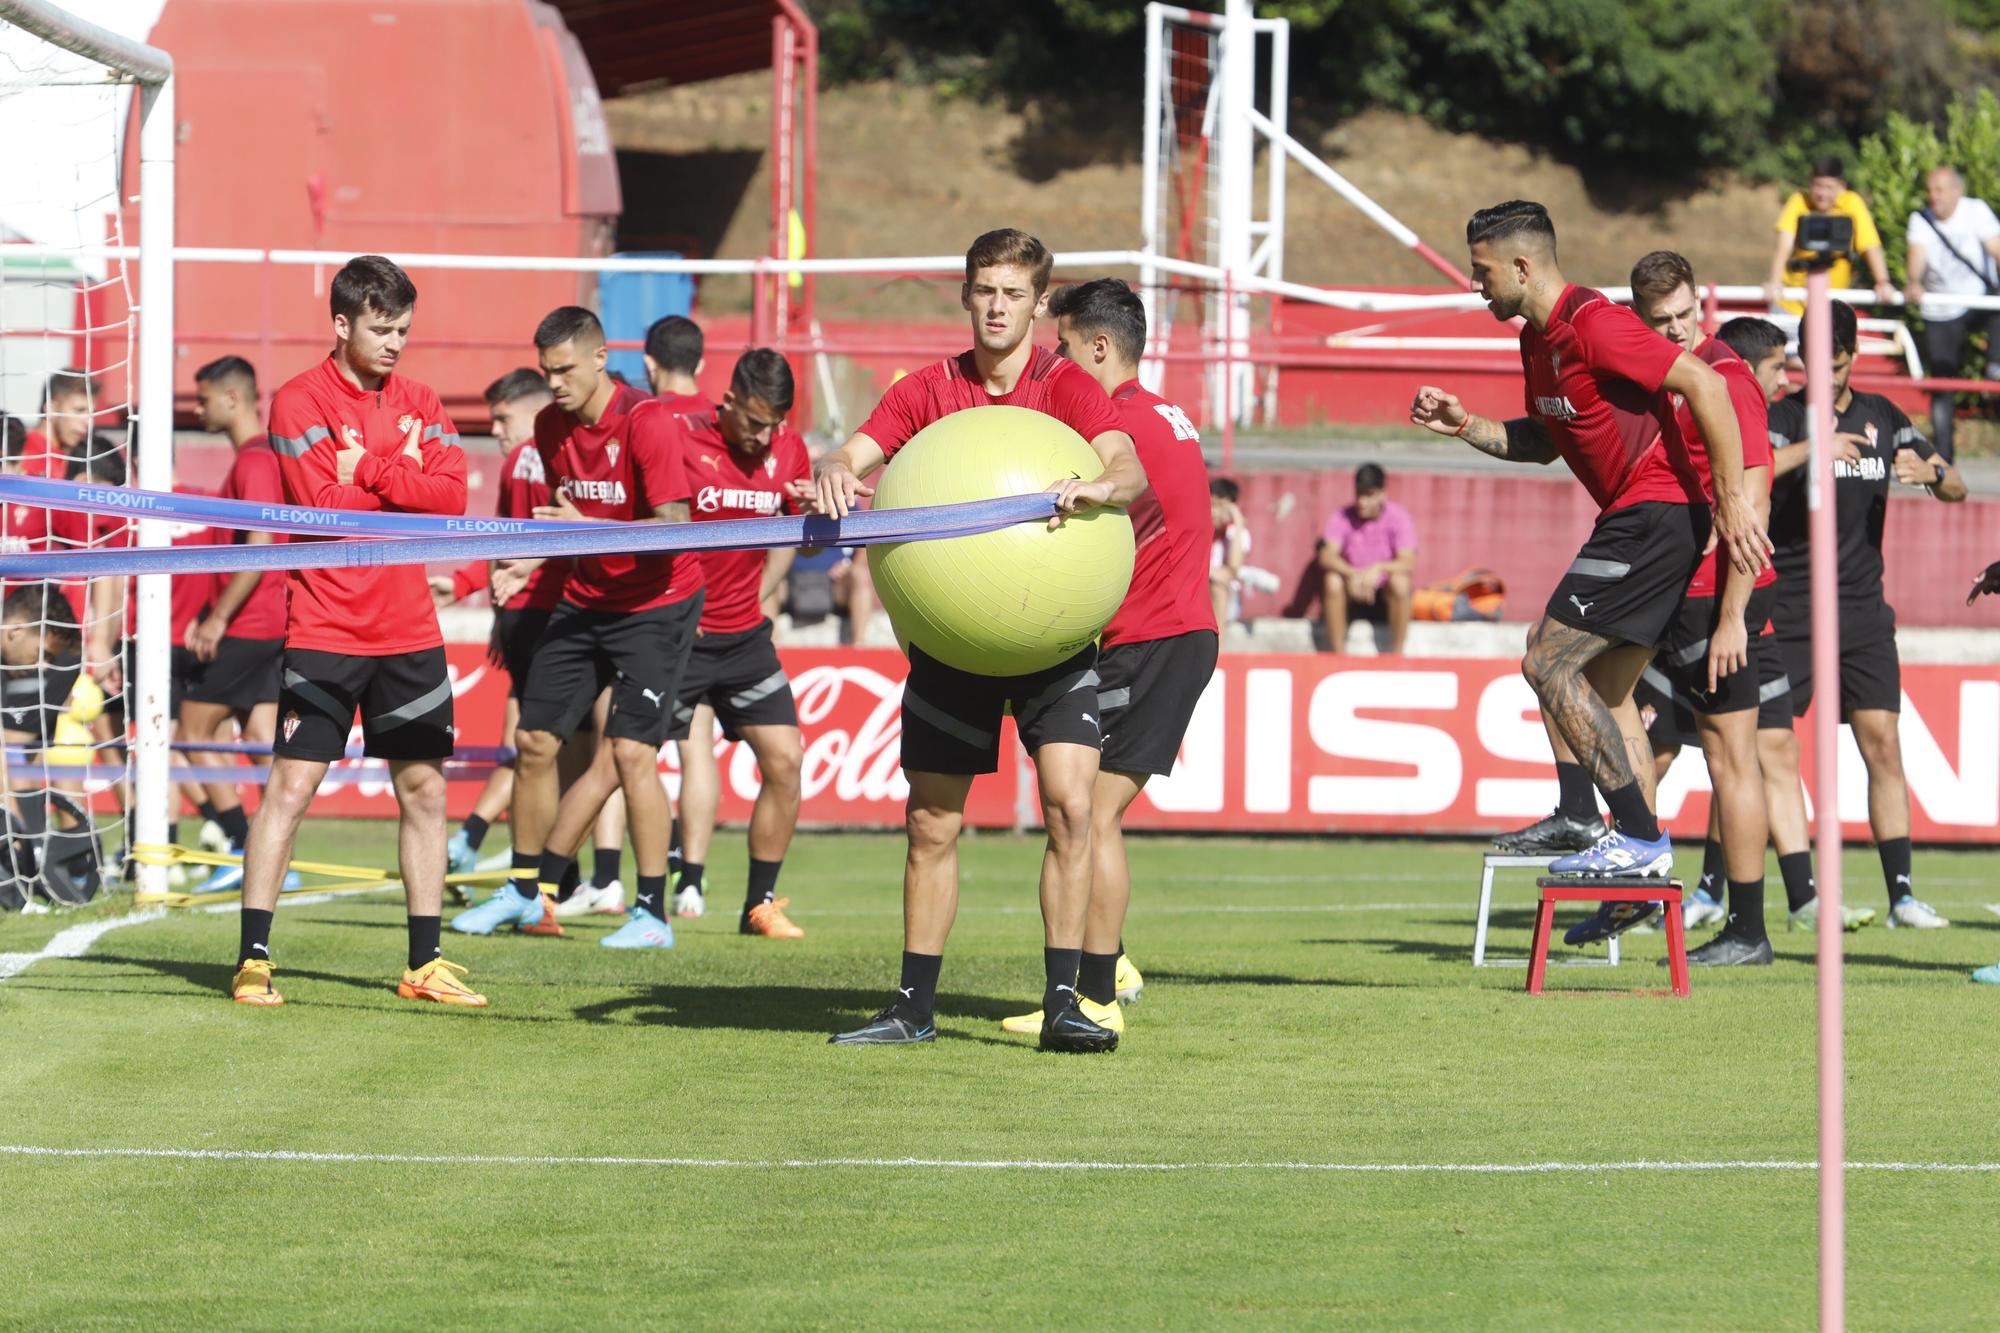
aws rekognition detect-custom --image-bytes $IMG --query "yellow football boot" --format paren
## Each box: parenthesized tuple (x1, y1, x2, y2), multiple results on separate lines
(1115, 954, 1144, 1004)
(396, 958, 488, 1006)
(999, 996, 1123, 1036)
(231, 958, 283, 1006)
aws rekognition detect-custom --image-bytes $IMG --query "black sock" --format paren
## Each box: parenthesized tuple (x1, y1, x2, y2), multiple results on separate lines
(238, 908, 273, 967)
(462, 814, 489, 851)
(669, 820, 683, 878)
(1779, 851, 1816, 913)
(1078, 951, 1119, 1006)
(407, 915, 441, 971)
(1723, 880, 1767, 941)
(680, 862, 705, 895)
(1043, 946, 1083, 1014)
(744, 858, 781, 912)
(592, 845, 622, 889)
(1555, 761, 1596, 820)
(197, 799, 219, 825)
(537, 851, 576, 903)
(897, 950, 942, 1019)
(510, 849, 539, 902)
(1698, 840, 1724, 900)
(215, 805, 250, 848)
(1603, 782, 1660, 841)
(635, 873, 668, 919)
(1878, 837, 1914, 906)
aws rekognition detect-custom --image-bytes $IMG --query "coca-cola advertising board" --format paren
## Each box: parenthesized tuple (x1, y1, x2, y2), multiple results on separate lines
(303, 649, 2000, 844)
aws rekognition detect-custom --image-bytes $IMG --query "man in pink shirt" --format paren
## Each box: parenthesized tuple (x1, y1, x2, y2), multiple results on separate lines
(1318, 463, 1417, 653)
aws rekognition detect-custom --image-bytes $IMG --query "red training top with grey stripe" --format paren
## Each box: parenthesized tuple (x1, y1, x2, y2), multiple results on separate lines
(1674, 337, 1775, 599)
(857, 347, 1123, 459)
(1101, 380, 1216, 646)
(268, 355, 466, 655)
(678, 408, 810, 635)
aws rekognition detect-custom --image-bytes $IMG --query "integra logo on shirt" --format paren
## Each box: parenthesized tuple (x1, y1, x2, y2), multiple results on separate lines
(566, 478, 628, 503)
(511, 449, 545, 483)
(1833, 456, 1887, 481)
(1534, 394, 1580, 421)
(697, 484, 785, 515)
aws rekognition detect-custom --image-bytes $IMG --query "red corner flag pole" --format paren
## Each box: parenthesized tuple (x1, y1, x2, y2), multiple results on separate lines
(1804, 270, 1845, 1333)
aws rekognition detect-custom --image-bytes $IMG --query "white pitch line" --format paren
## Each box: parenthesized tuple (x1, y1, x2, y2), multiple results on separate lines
(1, 1144, 1996, 1174)
(1985, 904, 2000, 920)
(0, 909, 165, 982)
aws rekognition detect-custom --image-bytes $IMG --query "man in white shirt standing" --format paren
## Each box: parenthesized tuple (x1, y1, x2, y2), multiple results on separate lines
(1904, 165, 2000, 462)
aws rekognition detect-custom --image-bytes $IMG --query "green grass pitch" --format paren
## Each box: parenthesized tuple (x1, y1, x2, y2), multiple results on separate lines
(4, 824, 1998, 1328)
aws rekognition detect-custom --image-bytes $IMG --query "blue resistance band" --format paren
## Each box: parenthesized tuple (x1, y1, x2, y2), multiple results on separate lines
(0, 493, 1056, 580)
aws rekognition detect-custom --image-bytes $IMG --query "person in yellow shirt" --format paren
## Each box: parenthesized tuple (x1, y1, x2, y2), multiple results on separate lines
(1765, 156, 1896, 314)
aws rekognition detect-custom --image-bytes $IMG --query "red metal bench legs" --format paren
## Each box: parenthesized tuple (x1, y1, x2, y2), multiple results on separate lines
(1527, 878, 1688, 997)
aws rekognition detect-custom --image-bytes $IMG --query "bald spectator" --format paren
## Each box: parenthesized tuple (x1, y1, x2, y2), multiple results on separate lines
(1318, 462, 1415, 654)
(1904, 165, 2000, 463)
(1766, 156, 1895, 314)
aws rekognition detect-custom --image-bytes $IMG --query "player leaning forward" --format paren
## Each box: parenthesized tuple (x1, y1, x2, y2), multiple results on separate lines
(804, 229, 1146, 1051)
(231, 255, 484, 1007)
(1410, 202, 1770, 881)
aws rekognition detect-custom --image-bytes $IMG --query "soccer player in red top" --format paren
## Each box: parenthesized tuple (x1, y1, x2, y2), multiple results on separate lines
(23, 369, 95, 478)
(989, 276, 1214, 1038)
(231, 255, 483, 1008)
(453, 306, 703, 947)
(644, 314, 712, 414)
(1410, 202, 1770, 892)
(177, 357, 288, 890)
(805, 229, 1147, 1051)
(664, 348, 809, 937)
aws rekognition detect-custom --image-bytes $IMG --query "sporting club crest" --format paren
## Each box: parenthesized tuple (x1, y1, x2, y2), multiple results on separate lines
(282, 711, 300, 742)
(606, 439, 621, 466)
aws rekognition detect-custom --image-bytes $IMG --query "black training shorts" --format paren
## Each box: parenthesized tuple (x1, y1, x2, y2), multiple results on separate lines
(275, 646, 454, 762)
(1544, 501, 1711, 649)
(1, 656, 81, 746)
(495, 607, 553, 700)
(666, 619, 797, 743)
(174, 636, 282, 713)
(1775, 596, 1901, 719)
(901, 644, 1101, 775)
(1753, 622, 1795, 730)
(518, 594, 703, 746)
(1097, 630, 1218, 777)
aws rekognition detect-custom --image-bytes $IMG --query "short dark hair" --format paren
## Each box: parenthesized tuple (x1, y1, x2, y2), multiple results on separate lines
(1355, 462, 1386, 493)
(1809, 155, 1844, 181)
(330, 255, 417, 323)
(1798, 300, 1859, 362)
(1046, 278, 1147, 364)
(1209, 476, 1240, 503)
(1629, 251, 1696, 304)
(4, 584, 80, 653)
(965, 228, 1055, 295)
(69, 443, 125, 487)
(1466, 201, 1557, 257)
(730, 348, 795, 415)
(645, 315, 703, 374)
(0, 414, 23, 462)
(194, 355, 257, 398)
(484, 368, 551, 407)
(1716, 317, 1789, 366)
(534, 305, 604, 352)
(41, 369, 95, 413)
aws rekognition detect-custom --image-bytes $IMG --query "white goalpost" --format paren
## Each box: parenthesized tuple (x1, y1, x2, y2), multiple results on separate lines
(0, 0, 172, 905)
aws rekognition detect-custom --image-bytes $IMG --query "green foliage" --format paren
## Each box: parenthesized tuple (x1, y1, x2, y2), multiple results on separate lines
(1850, 87, 2000, 283)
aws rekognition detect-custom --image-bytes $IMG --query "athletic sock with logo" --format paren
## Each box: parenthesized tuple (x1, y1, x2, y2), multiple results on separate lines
(238, 908, 273, 968)
(461, 814, 489, 851)
(668, 819, 683, 880)
(592, 845, 621, 890)
(1078, 951, 1119, 1007)
(1602, 782, 1660, 843)
(1555, 761, 1596, 821)
(1698, 840, 1724, 900)
(1042, 946, 1084, 1016)
(744, 858, 781, 913)
(407, 914, 441, 971)
(1724, 880, 1767, 942)
(1778, 851, 1816, 913)
(1878, 837, 1914, 907)
(634, 874, 668, 921)
(897, 951, 942, 1021)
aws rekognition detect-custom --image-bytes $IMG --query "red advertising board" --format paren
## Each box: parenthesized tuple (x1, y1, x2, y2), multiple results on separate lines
(305, 647, 2000, 844)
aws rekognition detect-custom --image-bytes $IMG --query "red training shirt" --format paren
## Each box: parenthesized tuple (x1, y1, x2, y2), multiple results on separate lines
(1673, 337, 1775, 599)
(450, 440, 568, 611)
(212, 436, 289, 640)
(858, 346, 1123, 459)
(1520, 285, 1701, 513)
(656, 390, 713, 415)
(1101, 381, 1216, 646)
(534, 381, 701, 613)
(168, 495, 216, 641)
(268, 354, 467, 656)
(679, 408, 810, 635)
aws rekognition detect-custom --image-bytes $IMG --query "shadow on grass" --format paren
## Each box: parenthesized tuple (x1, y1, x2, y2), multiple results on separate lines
(1138, 968, 1416, 990)
(574, 983, 1029, 1043)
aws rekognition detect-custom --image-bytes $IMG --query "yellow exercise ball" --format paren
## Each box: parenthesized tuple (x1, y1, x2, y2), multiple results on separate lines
(868, 404, 1134, 676)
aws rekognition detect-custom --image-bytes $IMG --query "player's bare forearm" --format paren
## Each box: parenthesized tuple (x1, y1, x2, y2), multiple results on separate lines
(650, 501, 691, 525)
(1464, 415, 1557, 464)
(761, 547, 796, 607)
(209, 567, 262, 624)
(1087, 431, 1147, 506)
(1673, 359, 1744, 498)
(1930, 458, 1968, 503)
(1772, 441, 1811, 478)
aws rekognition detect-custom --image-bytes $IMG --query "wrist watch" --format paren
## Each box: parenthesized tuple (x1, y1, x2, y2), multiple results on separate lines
(1932, 460, 1948, 486)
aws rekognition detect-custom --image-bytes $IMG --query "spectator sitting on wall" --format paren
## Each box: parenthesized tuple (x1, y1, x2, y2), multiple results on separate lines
(1317, 462, 1416, 654)
(1903, 165, 2000, 464)
(1765, 155, 1895, 315)
(1209, 476, 1249, 632)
